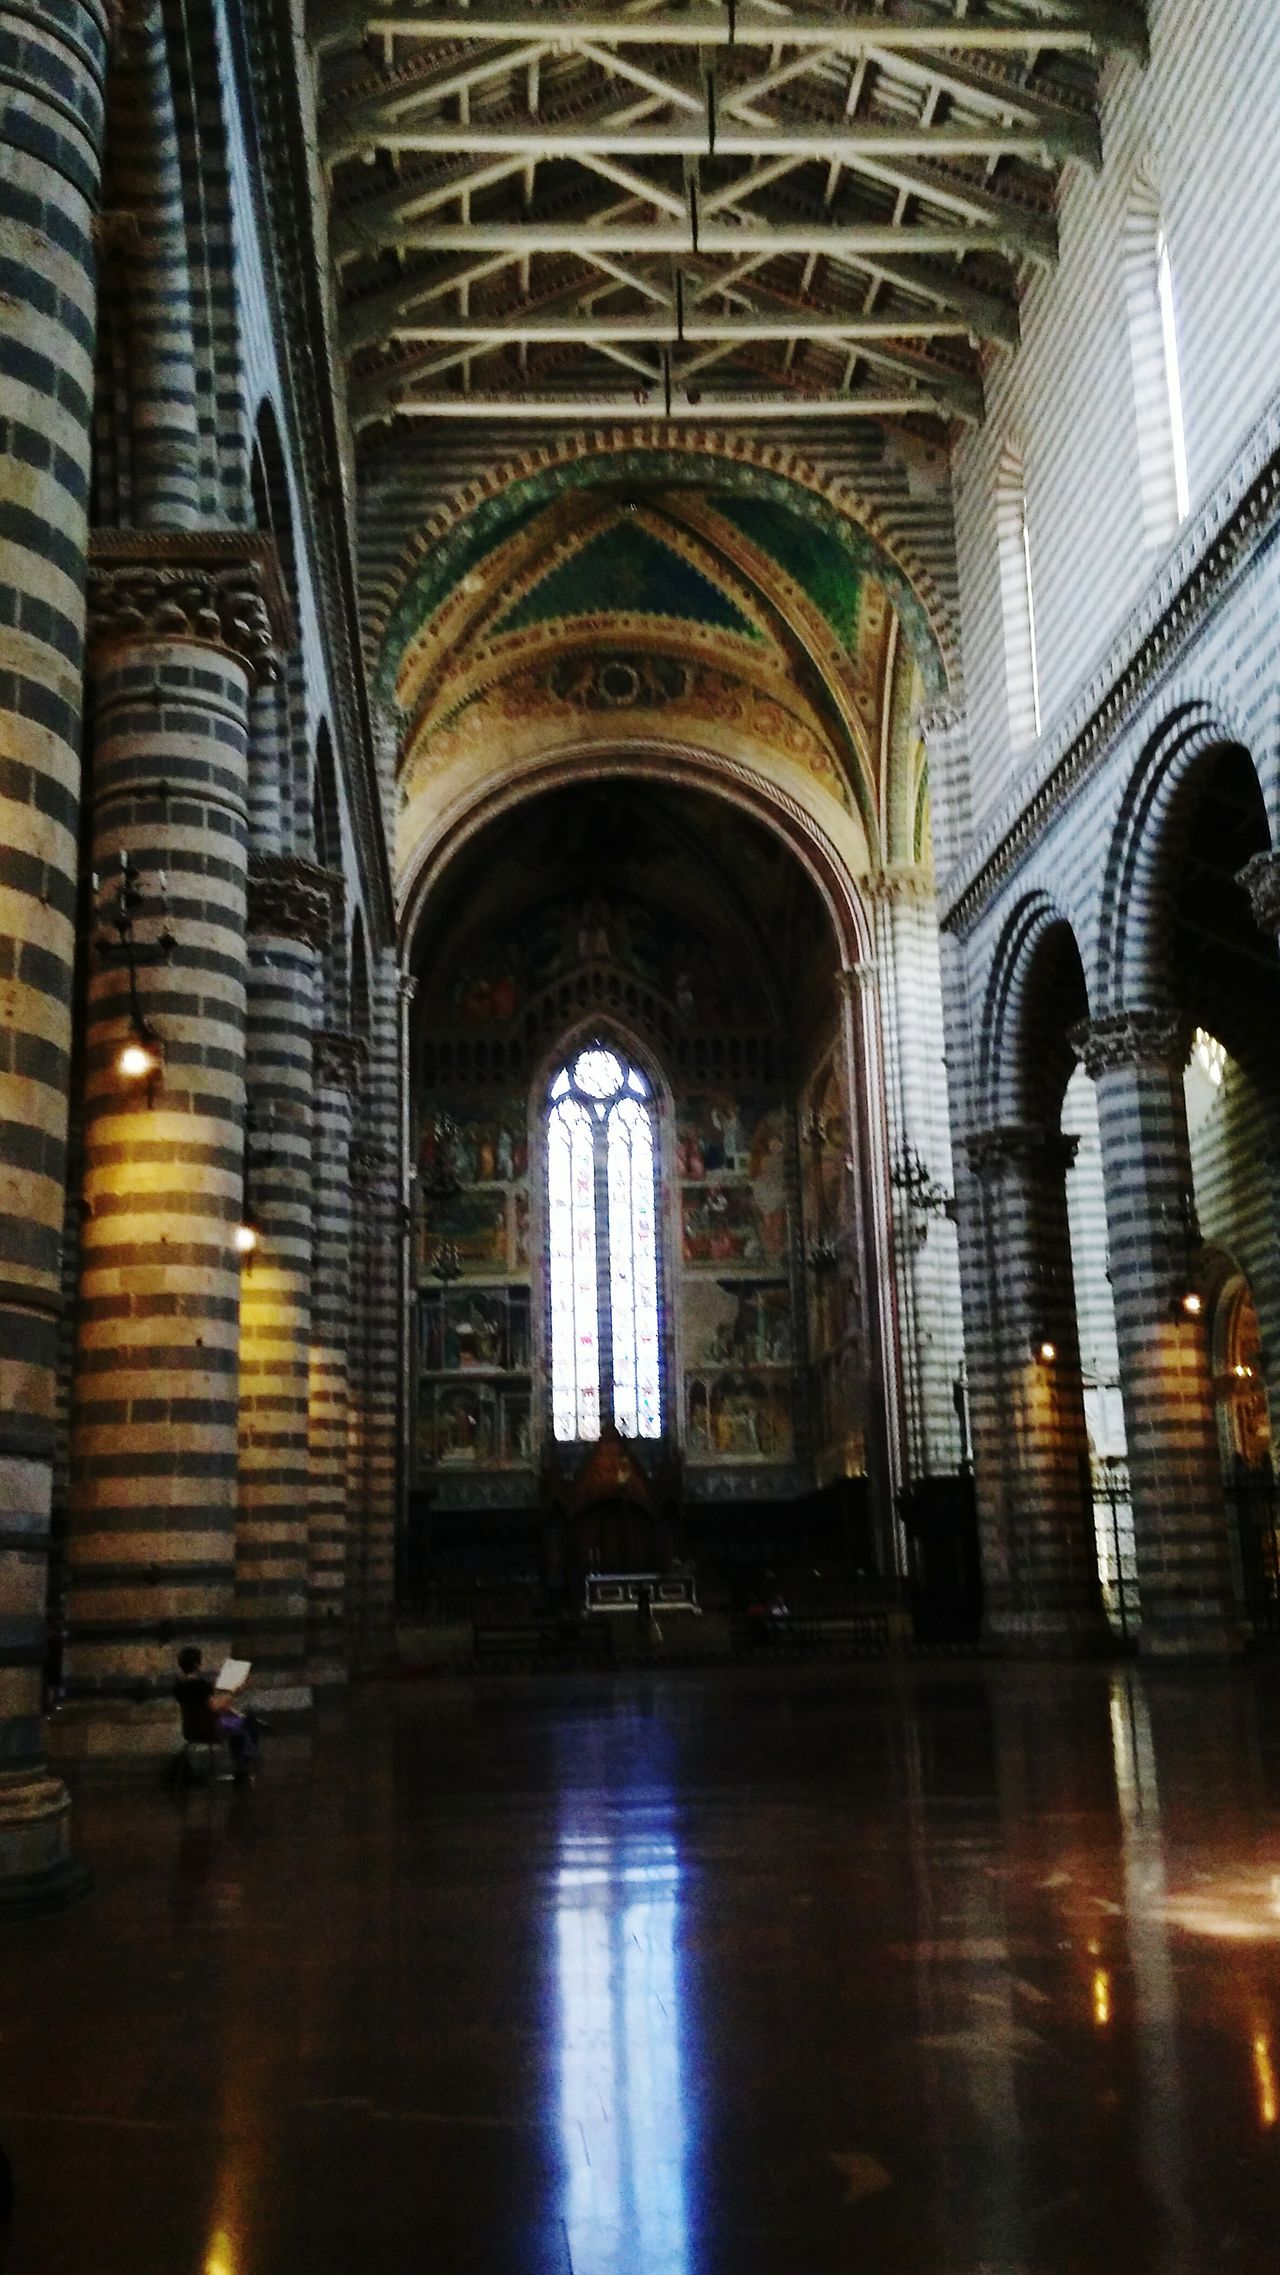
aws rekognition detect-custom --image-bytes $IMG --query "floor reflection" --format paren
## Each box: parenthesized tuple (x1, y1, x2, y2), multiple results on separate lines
(556, 1815, 689, 2275)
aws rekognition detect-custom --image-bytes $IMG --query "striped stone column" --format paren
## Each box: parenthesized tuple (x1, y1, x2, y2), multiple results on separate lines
(960, 1124, 1108, 1649)
(1074, 1012, 1239, 1655)
(233, 857, 335, 1707)
(352, 945, 404, 1650)
(61, 538, 281, 1750)
(0, 0, 107, 1905)
(307, 1028, 362, 1685)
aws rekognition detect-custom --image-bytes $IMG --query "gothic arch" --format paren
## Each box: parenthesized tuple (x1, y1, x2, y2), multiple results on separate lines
(1095, 684, 1271, 1014)
(373, 429, 957, 702)
(980, 891, 1091, 1127)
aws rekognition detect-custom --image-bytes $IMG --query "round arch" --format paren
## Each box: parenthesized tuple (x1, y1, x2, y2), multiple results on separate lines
(1095, 688, 1272, 1014)
(400, 737, 876, 977)
(979, 891, 1091, 1128)
(401, 741, 906, 1514)
(374, 429, 957, 702)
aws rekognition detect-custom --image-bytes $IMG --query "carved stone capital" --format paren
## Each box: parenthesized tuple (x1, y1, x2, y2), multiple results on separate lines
(87, 531, 293, 679)
(246, 855, 340, 949)
(397, 969, 418, 1007)
(962, 1122, 1078, 1180)
(314, 1029, 366, 1095)
(917, 700, 965, 747)
(837, 960, 877, 999)
(864, 863, 935, 907)
(1070, 1009, 1189, 1078)
(1237, 850, 1280, 935)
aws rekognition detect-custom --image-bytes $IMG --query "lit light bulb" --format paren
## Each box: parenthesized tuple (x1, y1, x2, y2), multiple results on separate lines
(1038, 1340, 1057, 1364)
(233, 1221, 259, 1257)
(117, 1037, 159, 1082)
(1180, 1291, 1204, 1318)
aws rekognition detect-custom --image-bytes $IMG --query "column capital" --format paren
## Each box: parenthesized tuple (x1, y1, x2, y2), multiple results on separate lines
(917, 700, 965, 747)
(863, 863, 935, 907)
(1237, 850, 1280, 935)
(837, 959, 877, 998)
(314, 1028, 367, 1095)
(247, 854, 340, 949)
(1070, 1008, 1189, 1078)
(86, 530, 293, 679)
(397, 969, 418, 1007)
(961, 1122, 1078, 1180)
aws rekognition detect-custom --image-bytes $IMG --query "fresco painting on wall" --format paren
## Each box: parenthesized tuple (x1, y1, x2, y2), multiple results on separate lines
(442, 893, 760, 1031)
(420, 1286, 531, 1373)
(418, 1103, 526, 1186)
(686, 1374, 794, 1461)
(420, 1189, 509, 1276)
(418, 1383, 533, 1467)
(679, 1093, 788, 1267)
(684, 1278, 793, 1366)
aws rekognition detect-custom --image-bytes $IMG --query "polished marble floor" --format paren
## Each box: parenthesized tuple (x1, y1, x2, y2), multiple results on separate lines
(3, 1660, 1280, 2272)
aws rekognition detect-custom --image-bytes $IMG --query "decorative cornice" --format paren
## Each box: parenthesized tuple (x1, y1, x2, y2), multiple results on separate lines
(87, 531, 292, 677)
(1237, 851, 1280, 935)
(940, 384, 1280, 933)
(1070, 1009, 1189, 1078)
(246, 854, 341, 948)
(961, 1122, 1077, 1179)
(314, 1028, 367, 1093)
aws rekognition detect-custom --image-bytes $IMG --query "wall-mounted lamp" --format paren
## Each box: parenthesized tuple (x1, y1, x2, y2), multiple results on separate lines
(117, 1024, 162, 1085)
(96, 845, 174, 1098)
(1177, 1289, 1204, 1320)
(233, 1216, 259, 1260)
(1036, 1339, 1058, 1364)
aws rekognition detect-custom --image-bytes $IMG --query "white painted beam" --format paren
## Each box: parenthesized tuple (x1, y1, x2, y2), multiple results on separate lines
(314, 2, 1136, 58)
(377, 220, 1050, 261)
(333, 122, 1064, 163)
(354, 388, 951, 426)
(391, 313, 974, 341)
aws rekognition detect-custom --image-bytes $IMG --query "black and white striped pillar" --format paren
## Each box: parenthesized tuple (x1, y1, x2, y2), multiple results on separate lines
(61, 538, 281, 1746)
(0, 0, 107, 1901)
(960, 1124, 1108, 1649)
(307, 1028, 362, 1684)
(1074, 1011, 1239, 1656)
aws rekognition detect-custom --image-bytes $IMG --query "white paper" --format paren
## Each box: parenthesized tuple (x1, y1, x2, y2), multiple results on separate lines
(215, 1658, 251, 1694)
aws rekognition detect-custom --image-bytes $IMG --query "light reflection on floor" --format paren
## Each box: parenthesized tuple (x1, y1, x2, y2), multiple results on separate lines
(556, 1816, 688, 2275)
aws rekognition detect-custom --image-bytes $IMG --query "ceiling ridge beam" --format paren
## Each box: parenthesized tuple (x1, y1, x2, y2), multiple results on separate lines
(391, 314, 975, 339)
(313, 3, 1139, 58)
(370, 219, 1050, 258)
(355, 389, 955, 425)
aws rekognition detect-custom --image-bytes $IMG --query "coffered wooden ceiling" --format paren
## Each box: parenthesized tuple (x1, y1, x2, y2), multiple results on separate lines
(313, 1, 1144, 433)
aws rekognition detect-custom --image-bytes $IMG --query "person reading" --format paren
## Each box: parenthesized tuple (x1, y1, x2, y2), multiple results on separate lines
(173, 1646, 262, 1781)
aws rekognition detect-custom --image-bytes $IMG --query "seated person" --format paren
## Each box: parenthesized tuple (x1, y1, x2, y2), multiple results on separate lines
(173, 1646, 262, 1781)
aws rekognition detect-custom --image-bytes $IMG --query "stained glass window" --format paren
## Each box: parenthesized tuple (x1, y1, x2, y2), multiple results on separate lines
(547, 1046, 663, 1442)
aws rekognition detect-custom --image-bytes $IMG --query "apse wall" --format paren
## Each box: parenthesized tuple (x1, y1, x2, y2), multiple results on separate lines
(952, 0, 1280, 827)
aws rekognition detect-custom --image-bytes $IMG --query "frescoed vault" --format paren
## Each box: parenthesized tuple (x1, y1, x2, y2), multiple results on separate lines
(393, 463, 933, 901)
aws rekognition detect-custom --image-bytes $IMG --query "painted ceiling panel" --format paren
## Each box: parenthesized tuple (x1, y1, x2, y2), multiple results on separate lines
(491, 515, 761, 641)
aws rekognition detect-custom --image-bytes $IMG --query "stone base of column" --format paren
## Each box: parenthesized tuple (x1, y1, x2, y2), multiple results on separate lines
(983, 1606, 1116, 1656)
(47, 1699, 180, 1764)
(0, 1773, 91, 1913)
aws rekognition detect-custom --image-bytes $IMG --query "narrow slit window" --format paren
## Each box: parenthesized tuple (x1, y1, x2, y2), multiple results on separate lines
(1156, 229, 1191, 523)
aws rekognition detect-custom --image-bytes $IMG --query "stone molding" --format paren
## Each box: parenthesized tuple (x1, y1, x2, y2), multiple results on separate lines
(961, 1122, 1078, 1179)
(940, 383, 1280, 932)
(246, 854, 340, 948)
(918, 701, 965, 748)
(87, 531, 293, 677)
(314, 1029, 367, 1094)
(1070, 1009, 1189, 1078)
(1237, 850, 1280, 934)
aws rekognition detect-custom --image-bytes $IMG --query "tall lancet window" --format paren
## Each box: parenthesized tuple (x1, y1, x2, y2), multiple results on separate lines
(547, 1045, 662, 1442)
